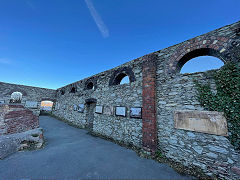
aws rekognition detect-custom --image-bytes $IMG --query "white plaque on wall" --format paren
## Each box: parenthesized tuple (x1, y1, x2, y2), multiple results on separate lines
(25, 101, 38, 108)
(95, 105, 103, 114)
(115, 106, 126, 117)
(104, 106, 114, 115)
(78, 104, 84, 113)
(130, 107, 142, 118)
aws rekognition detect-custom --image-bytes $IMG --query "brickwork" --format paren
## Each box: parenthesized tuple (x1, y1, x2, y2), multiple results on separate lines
(165, 22, 240, 75)
(0, 104, 39, 135)
(142, 54, 158, 152)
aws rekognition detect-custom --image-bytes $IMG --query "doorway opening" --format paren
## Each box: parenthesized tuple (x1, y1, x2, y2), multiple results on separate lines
(85, 99, 97, 131)
(40, 101, 54, 112)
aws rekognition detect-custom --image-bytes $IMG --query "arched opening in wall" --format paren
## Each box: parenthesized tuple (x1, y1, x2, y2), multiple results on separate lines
(40, 101, 53, 112)
(10, 92, 23, 103)
(61, 90, 65, 95)
(120, 75, 130, 84)
(86, 82, 94, 90)
(70, 87, 76, 93)
(109, 67, 136, 86)
(116, 73, 130, 85)
(177, 48, 225, 74)
(180, 56, 224, 74)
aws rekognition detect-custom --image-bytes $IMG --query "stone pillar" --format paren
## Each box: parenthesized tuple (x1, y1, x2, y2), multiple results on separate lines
(142, 54, 158, 153)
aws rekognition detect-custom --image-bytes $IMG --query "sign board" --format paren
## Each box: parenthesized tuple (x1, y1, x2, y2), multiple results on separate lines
(115, 106, 126, 117)
(174, 110, 228, 136)
(95, 105, 103, 114)
(0, 100, 5, 104)
(25, 101, 38, 108)
(78, 104, 84, 113)
(104, 106, 114, 115)
(130, 107, 142, 118)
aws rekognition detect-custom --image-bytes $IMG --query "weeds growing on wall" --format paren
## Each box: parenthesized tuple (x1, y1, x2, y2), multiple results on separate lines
(194, 62, 240, 150)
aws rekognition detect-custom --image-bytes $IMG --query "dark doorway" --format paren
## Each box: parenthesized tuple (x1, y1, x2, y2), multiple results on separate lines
(85, 98, 97, 131)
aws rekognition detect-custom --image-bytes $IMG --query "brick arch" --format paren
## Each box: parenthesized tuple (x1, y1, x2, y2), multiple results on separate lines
(84, 77, 98, 90)
(69, 84, 77, 93)
(175, 48, 225, 73)
(109, 67, 136, 86)
(166, 36, 231, 75)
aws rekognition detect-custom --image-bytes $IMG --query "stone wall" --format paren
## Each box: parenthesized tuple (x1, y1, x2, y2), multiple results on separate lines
(0, 104, 39, 135)
(0, 81, 56, 115)
(51, 20, 240, 179)
(0, 21, 237, 178)
(155, 71, 240, 179)
(152, 20, 240, 179)
(53, 59, 143, 147)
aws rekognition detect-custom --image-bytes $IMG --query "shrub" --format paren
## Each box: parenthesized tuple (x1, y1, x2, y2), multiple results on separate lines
(194, 62, 240, 150)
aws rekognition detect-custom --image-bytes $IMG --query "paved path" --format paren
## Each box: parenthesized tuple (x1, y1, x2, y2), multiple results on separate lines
(0, 116, 195, 180)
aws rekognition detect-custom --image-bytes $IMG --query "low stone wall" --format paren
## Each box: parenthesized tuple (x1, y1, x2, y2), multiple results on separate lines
(0, 104, 39, 135)
(0, 128, 44, 159)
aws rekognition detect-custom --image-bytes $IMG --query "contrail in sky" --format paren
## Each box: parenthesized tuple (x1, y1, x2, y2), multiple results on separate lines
(84, 0, 109, 38)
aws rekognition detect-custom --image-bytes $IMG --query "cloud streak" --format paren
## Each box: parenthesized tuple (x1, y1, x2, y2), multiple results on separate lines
(0, 58, 12, 65)
(85, 0, 109, 38)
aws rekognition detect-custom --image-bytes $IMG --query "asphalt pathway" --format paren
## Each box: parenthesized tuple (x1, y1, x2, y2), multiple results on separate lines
(0, 116, 196, 180)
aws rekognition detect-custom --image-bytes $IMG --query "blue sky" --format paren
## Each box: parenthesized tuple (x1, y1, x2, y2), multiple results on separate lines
(0, 0, 239, 89)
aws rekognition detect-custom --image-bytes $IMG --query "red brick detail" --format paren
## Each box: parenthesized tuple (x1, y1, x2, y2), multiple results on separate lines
(7, 105, 24, 108)
(166, 35, 231, 75)
(0, 105, 39, 135)
(142, 54, 158, 153)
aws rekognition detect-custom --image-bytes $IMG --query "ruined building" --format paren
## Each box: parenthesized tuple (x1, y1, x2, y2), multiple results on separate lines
(0, 21, 240, 179)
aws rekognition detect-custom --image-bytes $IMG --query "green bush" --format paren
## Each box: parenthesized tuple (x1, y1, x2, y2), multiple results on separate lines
(194, 62, 240, 150)
(155, 150, 164, 158)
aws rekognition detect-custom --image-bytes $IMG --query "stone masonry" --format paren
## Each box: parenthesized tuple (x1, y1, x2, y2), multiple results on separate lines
(0, 20, 239, 179)
(0, 81, 56, 115)
(52, 21, 240, 179)
(0, 104, 39, 135)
